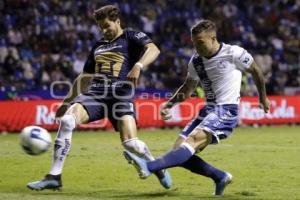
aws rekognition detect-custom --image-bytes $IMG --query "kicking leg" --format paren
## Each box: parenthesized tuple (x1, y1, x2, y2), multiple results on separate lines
(172, 134, 227, 182)
(147, 128, 211, 172)
(118, 115, 153, 160)
(124, 128, 232, 195)
(123, 128, 210, 177)
(175, 133, 232, 195)
(118, 115, 172, 189)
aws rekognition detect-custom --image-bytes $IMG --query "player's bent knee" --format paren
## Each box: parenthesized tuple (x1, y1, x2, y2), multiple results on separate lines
(122, 138, 147, 156)
(59, 114, 76, 132)
(65, 103, 89, 124)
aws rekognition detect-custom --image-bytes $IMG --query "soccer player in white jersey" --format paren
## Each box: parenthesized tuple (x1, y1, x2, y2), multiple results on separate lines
(124, 19, 270, 195)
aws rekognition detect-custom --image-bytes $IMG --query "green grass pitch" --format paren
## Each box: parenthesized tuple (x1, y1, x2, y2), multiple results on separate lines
(0, 126, 300, 200)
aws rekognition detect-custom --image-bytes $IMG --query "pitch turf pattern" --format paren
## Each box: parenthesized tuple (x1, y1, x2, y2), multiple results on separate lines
(0, 126, 300, 200)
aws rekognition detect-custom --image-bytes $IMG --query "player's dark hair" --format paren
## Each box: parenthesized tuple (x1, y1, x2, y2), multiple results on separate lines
(94, 5, 120, 21)
(191, 19, 217, 35)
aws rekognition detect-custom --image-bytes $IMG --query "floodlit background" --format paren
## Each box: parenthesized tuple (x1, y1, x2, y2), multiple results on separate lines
(0, 1, 300, 199)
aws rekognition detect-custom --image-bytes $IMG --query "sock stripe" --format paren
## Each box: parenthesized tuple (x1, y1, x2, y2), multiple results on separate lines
(181, 142, 195, 154)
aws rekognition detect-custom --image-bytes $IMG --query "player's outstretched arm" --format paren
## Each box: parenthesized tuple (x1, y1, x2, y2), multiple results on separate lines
(167, 76, 198, 108)
(160, 75, 198, 120)
(127, 43, 160, 86)
(246, 61, 270, 113)
(55, 73, 92, 118)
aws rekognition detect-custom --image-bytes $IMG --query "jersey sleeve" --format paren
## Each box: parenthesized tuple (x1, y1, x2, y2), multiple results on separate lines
(187, 56, 200, 81)
(232, 45, 254, 72)
(127, 29, 153, 46)
(83, 46, 96, 74)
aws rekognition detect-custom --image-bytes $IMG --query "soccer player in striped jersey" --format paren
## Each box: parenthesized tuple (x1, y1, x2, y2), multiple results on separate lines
(124, 19, 270, 196)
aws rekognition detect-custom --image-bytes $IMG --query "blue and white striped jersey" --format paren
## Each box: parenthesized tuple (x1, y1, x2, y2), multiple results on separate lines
(188, 43, 253, 104)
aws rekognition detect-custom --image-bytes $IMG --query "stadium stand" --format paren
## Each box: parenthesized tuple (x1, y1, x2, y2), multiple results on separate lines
(0, 0, 299, 100)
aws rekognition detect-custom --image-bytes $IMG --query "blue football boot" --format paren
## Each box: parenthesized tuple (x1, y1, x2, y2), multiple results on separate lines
(27, 174, 62, 191)
(154, 169, 172, 189)
(214, 172, 233, 195)
(123, 150, 172, 189)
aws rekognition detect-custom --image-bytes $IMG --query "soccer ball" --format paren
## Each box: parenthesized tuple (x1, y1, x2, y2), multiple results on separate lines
(20, 126, 52, 155)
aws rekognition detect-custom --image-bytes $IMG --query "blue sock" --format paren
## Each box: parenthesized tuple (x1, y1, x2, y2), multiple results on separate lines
(181, 155, 226, 182)
(147, 144, 194, 172)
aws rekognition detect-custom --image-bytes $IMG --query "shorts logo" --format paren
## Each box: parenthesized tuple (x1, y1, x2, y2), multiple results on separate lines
(215, 130, 224, 136)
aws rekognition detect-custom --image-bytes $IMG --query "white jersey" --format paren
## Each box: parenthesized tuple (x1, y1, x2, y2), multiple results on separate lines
(188, 43, 253, 104)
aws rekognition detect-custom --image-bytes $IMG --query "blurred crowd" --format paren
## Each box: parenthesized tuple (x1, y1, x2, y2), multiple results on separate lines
(0, 0, 300, 99)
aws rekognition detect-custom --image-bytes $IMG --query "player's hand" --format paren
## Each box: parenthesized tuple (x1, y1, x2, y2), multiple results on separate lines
(55, 103, 69, 118)
(160, 103, 172, 120)
(160, 108, 172, 120)
(259, 98, 270, 113)
(126, 65, 141, 87)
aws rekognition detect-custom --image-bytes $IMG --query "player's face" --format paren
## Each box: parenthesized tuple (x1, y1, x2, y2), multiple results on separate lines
(192, 31, 216, 56)
(97, 18, 121, 41)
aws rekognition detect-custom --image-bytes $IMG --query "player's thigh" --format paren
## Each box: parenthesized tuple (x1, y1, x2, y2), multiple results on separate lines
(65, 103, 89, 124)
(71, 93, 108, 124)
(172, 135, 186, 150)
(117, 115, 137, 141)
(197, 105, 239, 144)
(179, 106, 208, 138)
(185, 128, 212, 152)
(174, 128, 212, 152)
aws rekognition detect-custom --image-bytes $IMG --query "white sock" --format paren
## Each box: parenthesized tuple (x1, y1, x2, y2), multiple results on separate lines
(49, 114, 76, 175)
(122, 138, 155, 161)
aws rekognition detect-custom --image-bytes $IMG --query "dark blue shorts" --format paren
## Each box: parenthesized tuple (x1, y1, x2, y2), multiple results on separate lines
(180, 104, 239, 144)
(72, 93, 135, 131)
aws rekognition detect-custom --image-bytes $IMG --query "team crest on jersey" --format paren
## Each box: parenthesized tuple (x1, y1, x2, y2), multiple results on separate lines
(217, 61, 227, 68)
